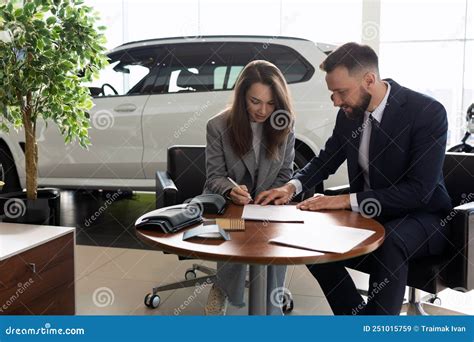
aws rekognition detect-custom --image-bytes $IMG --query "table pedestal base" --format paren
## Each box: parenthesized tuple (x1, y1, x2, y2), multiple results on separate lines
(249, 264, 267, 315)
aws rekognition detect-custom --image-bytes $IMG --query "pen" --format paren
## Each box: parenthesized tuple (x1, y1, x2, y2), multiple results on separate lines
(227, 177, 252, 200)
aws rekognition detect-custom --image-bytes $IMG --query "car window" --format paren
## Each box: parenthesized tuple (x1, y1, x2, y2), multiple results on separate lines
(213, 66, 244, 90)
(158, 43, 231, 94)
(87, 47, 163, 97)
(228, 43, 313, 84)
(155, 42, 313, 94)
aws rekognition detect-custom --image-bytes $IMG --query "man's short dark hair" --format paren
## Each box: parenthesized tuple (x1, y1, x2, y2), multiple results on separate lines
(320, 42, 379, 76)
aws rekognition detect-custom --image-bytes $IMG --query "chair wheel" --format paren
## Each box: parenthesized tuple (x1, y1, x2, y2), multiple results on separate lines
(428, 296, 441, 305)
(282, 293, 294, 313)
(185, 269, 197, 280)
(144, 293, 161, 309)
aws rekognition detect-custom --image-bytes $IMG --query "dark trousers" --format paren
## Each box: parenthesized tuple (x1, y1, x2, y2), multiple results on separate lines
(306, 214, 447, 315)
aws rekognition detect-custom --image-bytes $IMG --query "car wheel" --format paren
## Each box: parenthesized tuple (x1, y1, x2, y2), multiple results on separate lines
(0, 146, 21, 193)
(293, 148, 321, 198)
(293, 149, 310, 174)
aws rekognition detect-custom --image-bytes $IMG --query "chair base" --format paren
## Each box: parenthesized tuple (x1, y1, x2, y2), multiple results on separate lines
(145, 263, 294, 313)
(401, 287, 464, 315)
(151, 264, 216, 294)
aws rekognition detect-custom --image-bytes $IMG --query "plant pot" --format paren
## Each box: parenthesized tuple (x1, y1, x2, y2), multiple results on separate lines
(0, 188, 61, 226)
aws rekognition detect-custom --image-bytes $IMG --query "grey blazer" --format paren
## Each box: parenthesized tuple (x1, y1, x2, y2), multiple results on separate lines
(203, 110, 295, 197)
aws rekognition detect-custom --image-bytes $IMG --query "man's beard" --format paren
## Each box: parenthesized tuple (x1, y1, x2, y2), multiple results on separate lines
(343, 88, 372, 120)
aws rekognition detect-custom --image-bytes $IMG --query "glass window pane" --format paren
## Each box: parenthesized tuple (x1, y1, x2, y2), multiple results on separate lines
(467, 0, 474, 39)
(85, 0, 124, 49)
(213, 67, 227, 90)
(200, 0, 280, 36)
(380, 0, 467, 41)
(163, 43, 230, 93)
(379, 41, 465, 147)
(227, 66, 244, 89)
(125, 0, 199, 41)
(463, 41, 474, 145)
(281, 0, 362, 44)
(87, 47, 161, 96)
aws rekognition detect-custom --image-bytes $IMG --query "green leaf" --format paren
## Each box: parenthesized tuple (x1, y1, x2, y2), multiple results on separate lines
(13, 8, 23, 17)
(46, 16, 56, 25)
(24, 2, 35, 15)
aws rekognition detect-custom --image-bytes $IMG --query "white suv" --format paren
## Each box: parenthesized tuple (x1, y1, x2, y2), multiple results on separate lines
(0, 36, 347, 192)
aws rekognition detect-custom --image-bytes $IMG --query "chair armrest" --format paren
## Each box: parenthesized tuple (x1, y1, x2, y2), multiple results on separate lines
(324, 184, 350, 196)
(156, 171, 178, 208)
(446, 203, 474, 290)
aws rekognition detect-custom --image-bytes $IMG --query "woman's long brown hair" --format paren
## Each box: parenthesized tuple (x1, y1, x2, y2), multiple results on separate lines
(227, 60, 294, 160)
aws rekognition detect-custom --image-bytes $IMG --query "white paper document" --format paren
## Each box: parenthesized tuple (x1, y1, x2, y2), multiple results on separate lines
(269, 225, 375, 254)
(242, 204, 305, 222)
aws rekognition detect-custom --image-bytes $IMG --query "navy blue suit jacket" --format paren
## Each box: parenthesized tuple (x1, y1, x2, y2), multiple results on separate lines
(294, 79, 452, 247)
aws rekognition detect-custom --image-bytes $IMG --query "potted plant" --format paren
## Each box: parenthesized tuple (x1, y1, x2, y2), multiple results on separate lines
(0, 0, 108, 224)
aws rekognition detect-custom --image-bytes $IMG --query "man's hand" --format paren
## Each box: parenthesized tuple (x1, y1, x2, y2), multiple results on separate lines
(296, 194, 351, 211)
(229, 185, 252, 205)
(254, 183, 296, 205)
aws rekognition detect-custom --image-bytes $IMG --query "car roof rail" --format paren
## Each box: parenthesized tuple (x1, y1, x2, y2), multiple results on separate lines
(316, 43, 337, 55)
(116, 35, 312, 48)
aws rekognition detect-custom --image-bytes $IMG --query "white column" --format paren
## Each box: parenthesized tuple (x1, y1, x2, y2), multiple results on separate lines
(361, 0, 381, 54)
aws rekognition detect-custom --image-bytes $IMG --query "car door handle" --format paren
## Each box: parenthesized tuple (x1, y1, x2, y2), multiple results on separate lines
(114, 104, 137, 112)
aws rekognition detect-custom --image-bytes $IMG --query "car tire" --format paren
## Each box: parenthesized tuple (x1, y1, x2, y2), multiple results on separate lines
(0, 146, 21, 193)
(294, 148, 321, 198)
(293, 149, 310, 174)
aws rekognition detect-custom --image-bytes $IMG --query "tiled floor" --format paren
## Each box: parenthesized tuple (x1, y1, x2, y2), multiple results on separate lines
(75, 245, 335, 315)
(75, 245, 474, 315)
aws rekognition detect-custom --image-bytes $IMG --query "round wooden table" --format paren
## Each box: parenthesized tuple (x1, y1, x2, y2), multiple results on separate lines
(136, 204, 385, 315)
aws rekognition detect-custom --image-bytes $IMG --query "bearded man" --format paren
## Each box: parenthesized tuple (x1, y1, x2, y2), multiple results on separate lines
(256, 42, 452, 315)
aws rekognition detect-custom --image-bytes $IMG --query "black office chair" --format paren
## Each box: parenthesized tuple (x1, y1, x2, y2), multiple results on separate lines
(145, 146, 216, 309)
(325, 152, 474, 315)
(401, 152, 474, 315)
(148, 145, 297, 312)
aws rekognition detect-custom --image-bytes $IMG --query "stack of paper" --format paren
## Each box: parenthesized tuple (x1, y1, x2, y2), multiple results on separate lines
(269, 224, 375, 254)
(242, 204, 304, 222)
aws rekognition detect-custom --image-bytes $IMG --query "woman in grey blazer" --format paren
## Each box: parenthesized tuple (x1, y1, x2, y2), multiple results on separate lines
(203, 60, 295, 315)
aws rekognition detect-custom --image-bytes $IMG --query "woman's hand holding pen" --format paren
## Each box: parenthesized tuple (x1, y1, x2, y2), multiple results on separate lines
(229, 185, 253, 205)
(227, 177, 253, 205)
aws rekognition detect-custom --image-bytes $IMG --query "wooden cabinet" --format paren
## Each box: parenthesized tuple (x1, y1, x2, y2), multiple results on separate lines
(0, 224, 75, 315)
